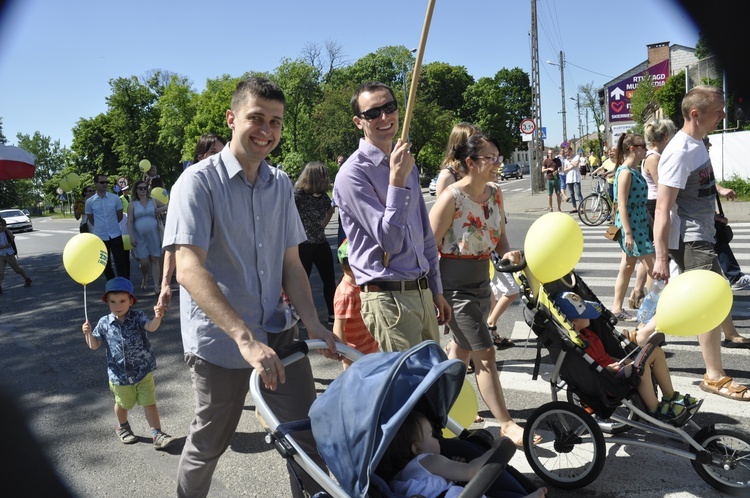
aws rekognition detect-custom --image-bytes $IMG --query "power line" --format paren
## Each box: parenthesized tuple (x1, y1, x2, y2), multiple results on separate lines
(565, 60, 615, 80)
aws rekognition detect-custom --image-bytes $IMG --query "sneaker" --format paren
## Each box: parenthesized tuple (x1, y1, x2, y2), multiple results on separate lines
(731, 275, 750, 291)
(153, 431, 175, 450)
(613, 310, 637, 322)
(116, 423, 138, 444)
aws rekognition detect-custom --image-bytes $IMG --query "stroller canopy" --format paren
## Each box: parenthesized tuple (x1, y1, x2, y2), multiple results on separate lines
(309, 341, 466, 497)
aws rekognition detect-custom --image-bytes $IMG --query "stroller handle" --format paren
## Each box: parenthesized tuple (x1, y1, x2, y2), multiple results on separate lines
(492, 251, 527, 273)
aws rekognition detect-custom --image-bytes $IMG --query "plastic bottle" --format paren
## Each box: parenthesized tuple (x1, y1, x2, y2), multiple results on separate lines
(637, 280, 666, 324)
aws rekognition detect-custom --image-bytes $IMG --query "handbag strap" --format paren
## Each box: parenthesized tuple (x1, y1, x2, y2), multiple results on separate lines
(716, 195, 725, 217)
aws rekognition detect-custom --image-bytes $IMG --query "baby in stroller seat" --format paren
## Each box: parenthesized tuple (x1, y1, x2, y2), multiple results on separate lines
(379, 410, 547, 498)
(553, 291, 701, 425)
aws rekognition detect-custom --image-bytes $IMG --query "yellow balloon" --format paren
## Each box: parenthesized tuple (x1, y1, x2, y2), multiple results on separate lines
(122, 234, 132, 251)
(443, 378, 479, 438)
(656, 270, 732, 336)
(63, 233, 108, 285)
(151, 187, 169, 205)
(66, 172, 80, 190)
(489, 259, 495, 280)
(139, 159, 151, 172)
(524, 212, 583, 283)
(60, 177, 71, 193)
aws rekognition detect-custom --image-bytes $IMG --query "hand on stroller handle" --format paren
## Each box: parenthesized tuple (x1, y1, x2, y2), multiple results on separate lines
(492, 250, 526, 273)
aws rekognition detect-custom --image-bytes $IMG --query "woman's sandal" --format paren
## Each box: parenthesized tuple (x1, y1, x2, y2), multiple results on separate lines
(489, 326, 514, 348)
(699, 375, 750, 401)
(722, 336, 750, 349)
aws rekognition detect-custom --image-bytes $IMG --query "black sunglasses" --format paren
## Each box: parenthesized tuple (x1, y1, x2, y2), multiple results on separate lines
(358, 100, 398, 120)
(97, 180, 109, 184)
(136, 187, 147, 190)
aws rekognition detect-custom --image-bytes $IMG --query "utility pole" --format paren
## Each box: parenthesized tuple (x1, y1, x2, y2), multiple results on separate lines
(559, 51, 567, 142)
(529, 0, 544, 193)
(573, 94, 582, 147)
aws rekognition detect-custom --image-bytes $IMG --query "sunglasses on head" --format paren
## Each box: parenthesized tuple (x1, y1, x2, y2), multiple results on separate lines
(358, 100, 398, 121)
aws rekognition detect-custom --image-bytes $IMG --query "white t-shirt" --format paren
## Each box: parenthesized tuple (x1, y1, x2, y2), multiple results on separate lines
(565, 155, 582, 183)
(658, 130, 716, 244)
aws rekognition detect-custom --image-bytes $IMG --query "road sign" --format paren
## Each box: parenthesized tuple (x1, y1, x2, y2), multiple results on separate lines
(520, 118, 536, 134)
(540, 127, 547, 140)
(560, 141, 570, 149)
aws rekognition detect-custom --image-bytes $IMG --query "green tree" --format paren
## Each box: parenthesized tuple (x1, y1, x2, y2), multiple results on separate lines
(695, 32, 713, 60)
(274, 58, 322, 158)
(71, 113, 118, 175)
(16, 131, 71, 207)
(309, 85, 361, 168)
(579, 82, 606, 156)
(418, 62, 474, 114)
(630, 74, 658, 126)
(655, 72, 687, 128)
(409, 95, 455, 176)
(183, 74, 239, 160)
(157, 75, 196, 162)
(0, 117, 6, 144)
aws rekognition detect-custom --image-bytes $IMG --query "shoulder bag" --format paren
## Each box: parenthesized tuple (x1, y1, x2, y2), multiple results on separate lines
(604, 224, 621, 241)
(714, 196, 733, 246)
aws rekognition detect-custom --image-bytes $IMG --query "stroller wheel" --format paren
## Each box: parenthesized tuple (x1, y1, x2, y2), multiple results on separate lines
(691, 423, 750, 496)
(566, 390, 635, 435)
(523, 401, 606, 489)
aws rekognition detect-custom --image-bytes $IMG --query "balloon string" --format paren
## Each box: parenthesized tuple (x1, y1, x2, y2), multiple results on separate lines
(84, 284, 88, 323)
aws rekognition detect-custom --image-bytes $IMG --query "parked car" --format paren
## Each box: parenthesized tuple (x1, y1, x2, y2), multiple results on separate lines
(0, 209, 33, 232)
(429, 174, 438, 195)
(500, 163, 523, 180)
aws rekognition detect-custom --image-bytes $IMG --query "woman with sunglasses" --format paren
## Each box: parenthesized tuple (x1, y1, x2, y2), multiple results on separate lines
(429, 133, 536, 448)
(610, 133, 656, 321)
(127, 180, 167, 294)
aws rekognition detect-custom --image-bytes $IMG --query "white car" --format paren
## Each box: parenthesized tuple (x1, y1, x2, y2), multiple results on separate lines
(429, 175, 438, 195)
(0, 209, 33, 232)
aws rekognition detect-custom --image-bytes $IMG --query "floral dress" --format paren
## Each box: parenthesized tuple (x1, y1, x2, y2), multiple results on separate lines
(614, 166, 654, 257)
(438, 185, 505, 351)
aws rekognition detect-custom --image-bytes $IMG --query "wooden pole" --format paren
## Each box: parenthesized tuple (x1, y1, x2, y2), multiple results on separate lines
(400, 0, 436, 143)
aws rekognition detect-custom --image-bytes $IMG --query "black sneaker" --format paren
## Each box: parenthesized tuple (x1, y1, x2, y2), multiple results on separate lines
(153, 431, 174, 450)
(116, 423, 137, 444)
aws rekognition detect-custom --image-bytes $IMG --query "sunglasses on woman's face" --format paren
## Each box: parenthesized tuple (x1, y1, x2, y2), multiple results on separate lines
(358, 100, 398, 121)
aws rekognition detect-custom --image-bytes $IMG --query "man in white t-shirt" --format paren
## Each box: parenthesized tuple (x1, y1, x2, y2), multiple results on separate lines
(562, 146, 582, 212)
(653, 85, 749, 401)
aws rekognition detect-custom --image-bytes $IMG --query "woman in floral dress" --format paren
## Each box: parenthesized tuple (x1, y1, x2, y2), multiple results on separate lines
(429, 134, 537, 448)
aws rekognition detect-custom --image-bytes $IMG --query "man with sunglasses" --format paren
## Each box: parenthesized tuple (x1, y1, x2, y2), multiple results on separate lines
(85, 174, 130, 280)
(333, 82, 451, 353)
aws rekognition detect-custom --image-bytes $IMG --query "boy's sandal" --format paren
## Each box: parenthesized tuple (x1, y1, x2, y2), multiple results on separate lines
(699, 375, 750, 401)
(668, 391, 701, 411)
(654, 399, 692, 426)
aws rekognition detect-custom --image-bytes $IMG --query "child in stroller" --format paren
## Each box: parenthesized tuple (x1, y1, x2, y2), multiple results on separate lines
(553, 291, 701, 425)
(380, 410, 547, 498)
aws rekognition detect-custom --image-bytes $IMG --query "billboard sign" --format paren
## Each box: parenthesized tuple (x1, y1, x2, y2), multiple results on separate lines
(607, 59, 670, 122)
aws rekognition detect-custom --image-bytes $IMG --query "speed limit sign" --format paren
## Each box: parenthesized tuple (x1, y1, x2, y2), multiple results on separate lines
(520, 118, 536, 134)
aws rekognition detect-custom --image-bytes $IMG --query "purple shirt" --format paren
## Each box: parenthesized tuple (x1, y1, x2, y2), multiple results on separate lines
(333, 139, 443, 295)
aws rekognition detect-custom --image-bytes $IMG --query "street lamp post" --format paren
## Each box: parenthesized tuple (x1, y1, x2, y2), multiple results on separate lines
(571, 94, 582, 149)
(546, 51, 567, 142)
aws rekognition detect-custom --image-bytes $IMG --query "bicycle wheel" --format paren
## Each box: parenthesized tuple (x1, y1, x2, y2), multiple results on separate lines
(578, 194, 609, 226)
(524, 401, 606, 489)
(691, 424, 750, 496)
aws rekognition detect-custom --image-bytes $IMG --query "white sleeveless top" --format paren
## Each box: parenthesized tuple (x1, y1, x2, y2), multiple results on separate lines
(644, 149, 660, 200)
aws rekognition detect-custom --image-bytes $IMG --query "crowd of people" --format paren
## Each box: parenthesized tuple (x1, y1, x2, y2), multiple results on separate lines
(20, 78, 742, 497)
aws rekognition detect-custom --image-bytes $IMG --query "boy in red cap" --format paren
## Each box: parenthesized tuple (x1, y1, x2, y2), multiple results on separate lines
(82, 277, 174, 449)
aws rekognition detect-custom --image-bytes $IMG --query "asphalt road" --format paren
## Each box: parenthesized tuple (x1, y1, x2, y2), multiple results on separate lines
(2, 193, 749, 497)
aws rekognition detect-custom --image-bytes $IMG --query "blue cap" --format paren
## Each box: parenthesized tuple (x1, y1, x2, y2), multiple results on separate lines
(553, 292, 601, 319)
(102, 277, 137, 304)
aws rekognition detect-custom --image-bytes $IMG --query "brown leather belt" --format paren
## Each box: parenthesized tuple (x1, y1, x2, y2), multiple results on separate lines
(360, 277, 429, 293)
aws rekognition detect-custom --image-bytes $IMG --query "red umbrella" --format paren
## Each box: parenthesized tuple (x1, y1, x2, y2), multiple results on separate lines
(0, 144, 36, 180)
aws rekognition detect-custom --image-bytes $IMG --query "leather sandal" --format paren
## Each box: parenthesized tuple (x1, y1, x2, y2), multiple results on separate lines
(699, 375, 750, 401)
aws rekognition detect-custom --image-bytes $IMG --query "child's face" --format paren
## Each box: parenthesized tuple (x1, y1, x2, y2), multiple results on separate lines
(570, 317, 589, 331)
(107, 291, 133, 318)
(411, 416, 441, 456)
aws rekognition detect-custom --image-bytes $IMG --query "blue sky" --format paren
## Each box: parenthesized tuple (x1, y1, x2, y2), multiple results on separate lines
(0, 0, 699, 153)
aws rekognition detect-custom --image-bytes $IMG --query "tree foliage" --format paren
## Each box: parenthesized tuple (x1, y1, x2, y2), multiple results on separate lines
(630, 74, 658, 126)
(656, 72, 687, 129)
(16, 131, 71, 207)
(579, 82, 606, 156)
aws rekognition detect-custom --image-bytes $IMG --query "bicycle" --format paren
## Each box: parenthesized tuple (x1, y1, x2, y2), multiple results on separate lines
(578, 175, 613, 226)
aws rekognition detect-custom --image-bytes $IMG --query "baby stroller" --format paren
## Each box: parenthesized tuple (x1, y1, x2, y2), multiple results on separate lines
(250, 341, 520, 498)
(494, 255, 750, 496)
